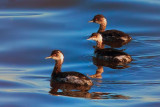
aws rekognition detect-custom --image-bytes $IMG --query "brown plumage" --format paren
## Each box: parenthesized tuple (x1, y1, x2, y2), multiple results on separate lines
(46, 50, 93, 86)
(87, 34, 132, 69)
(93, 48, 132, 69)
(89, 14, 132, 48)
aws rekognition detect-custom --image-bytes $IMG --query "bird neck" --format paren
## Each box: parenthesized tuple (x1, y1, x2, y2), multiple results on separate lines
(52, 60, 63, 77)
(98, 22, 107, 33)
(96, 40, 104, 49)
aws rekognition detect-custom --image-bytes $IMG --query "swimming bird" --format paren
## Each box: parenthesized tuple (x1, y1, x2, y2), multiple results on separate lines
(45, 50, 93, 86)
(89, 14, 132, 48)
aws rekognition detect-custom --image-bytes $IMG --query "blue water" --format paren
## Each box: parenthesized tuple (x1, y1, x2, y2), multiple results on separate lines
(0, 0, 160, 107)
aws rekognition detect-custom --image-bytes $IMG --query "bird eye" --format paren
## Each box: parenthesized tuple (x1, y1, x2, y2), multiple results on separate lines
(53, 54, 57, 56)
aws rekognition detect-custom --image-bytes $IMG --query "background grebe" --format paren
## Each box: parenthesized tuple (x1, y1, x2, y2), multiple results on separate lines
(89, 14, 132, 48)
(45, 50, 93, 86)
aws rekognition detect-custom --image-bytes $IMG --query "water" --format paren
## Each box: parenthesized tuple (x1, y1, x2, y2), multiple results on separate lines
(0, 0, 160, 107)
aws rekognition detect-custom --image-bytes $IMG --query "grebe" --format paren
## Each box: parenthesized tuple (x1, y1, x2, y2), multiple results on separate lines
(45, 50, 93, 86)
(87, 34, 132, 78)
(89, 14, 132, 48)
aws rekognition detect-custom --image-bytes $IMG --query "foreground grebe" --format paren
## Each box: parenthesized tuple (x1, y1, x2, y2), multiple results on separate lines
(87, 34, 132, 78)
(89, 14, 132, 48)
(45, 50, 93, 86)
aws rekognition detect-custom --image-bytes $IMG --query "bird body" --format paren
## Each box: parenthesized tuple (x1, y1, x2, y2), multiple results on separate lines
(52, 71, 93, 86)
(89, 14, 132, 48)
(101, 30, 132, 48)
(46, 50, 93, 86)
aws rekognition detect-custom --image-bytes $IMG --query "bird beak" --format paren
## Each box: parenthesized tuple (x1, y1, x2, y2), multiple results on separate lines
(45, 56, 52, 59)
(88, 20, 93, 23)
(87, 37, 93, 40)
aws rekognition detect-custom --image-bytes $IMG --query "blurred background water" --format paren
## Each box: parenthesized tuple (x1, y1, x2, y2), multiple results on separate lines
(0, 0, 160, 107)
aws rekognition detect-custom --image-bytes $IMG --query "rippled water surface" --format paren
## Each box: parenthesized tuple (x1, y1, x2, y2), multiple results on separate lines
(0, 0, 160, 107)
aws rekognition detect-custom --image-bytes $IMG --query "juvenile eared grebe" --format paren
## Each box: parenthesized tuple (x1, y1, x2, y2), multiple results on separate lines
(89, 14, 132, 48)
(45, 50, 93, 86)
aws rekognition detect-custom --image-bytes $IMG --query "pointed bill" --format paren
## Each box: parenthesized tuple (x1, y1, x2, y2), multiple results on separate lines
(87, 38, 92, 40)
(87, 36, 94, 40)
(88, 20, 93, 23)
(45, 56, 52, 59)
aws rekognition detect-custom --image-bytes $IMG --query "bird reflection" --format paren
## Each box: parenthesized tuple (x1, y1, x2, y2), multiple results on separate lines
(93, 48, 132, 69)
(89, 48, 132, 78)
(49, 81, 130, 99)
(87, 33, 132, 78)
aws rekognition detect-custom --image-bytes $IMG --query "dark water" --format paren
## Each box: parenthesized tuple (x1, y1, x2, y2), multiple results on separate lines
(0, 0, 160, 107)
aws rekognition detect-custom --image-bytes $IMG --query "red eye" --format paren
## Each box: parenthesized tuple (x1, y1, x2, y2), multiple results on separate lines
(53, 54, 56, 56)
(95, 18, 97, 21)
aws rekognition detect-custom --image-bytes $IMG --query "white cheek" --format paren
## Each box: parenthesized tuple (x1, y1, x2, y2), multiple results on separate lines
(103, 18, 107, 25)
(59, 53, 64, 62)
(97, 34, 103, 42)
(97, 37, 103, 41)
(95, 21, 101, 24)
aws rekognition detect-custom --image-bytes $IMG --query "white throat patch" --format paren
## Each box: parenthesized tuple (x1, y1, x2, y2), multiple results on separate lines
(97, 33, 103, 42)
(59, 52, 64, 62)
(103, 18, 107, 25)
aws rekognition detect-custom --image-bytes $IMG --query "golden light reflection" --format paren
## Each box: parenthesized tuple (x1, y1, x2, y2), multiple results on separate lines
(0, 11, 52, 18)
